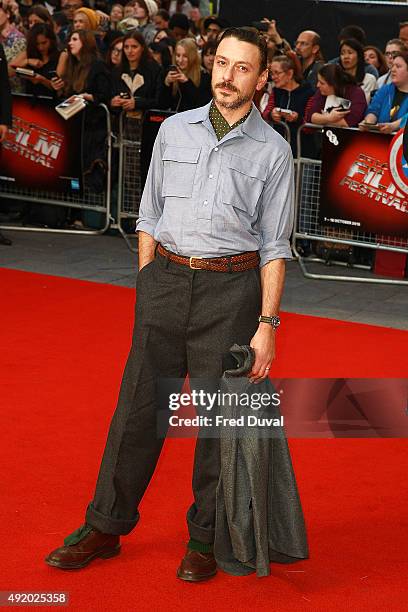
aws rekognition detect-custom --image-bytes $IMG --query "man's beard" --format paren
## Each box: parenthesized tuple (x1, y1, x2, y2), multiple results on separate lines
(212, 82, 253, 110)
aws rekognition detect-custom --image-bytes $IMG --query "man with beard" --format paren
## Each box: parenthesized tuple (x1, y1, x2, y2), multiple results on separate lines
(0, 42, 12, 246)
(45, 27, 295, 581)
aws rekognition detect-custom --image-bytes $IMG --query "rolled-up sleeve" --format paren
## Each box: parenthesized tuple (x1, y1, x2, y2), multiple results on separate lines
(135, 123, 165, 237)
(258, 145, 294, 266)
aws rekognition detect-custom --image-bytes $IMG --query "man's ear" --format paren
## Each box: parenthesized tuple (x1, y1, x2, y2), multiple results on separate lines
(256, 68, 269, 91)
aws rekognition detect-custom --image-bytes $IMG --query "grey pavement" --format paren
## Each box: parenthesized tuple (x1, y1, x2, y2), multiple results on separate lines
(0, 229, 407, 330)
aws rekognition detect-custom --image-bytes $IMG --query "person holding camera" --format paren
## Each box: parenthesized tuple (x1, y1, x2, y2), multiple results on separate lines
(261, 53, 314, 154)
(111, 29, 162, 114)
(159, 37, 211, 112)
(304, 63, 367, 127)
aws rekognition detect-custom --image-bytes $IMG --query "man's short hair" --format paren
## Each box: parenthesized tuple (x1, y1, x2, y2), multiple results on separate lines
(310, 32, 321, 47)
(217, 26, 268, 73)
(338, 25, 366, 45)
(157, 8, 169, 21)
(399, 21, 408, 29)
(387, 38, 405, 49)
(169, 12, 189, 33)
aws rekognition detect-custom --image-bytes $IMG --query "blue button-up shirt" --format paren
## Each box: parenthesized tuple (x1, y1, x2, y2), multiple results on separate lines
(136, 101, 294, 266)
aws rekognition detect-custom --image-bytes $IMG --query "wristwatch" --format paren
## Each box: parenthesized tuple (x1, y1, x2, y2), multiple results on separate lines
(258, 315, 281, 329)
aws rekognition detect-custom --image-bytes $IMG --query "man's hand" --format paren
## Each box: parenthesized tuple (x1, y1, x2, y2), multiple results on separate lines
(0, 125, 8, 143)
(138, 231, 157, 271)
(248, 258, 285, 383)
(248, 325, 276, 384)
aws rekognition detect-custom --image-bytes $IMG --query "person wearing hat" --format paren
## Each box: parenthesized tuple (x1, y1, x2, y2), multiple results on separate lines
(73, 8, 100, 33)
(133, 0, 157, 45)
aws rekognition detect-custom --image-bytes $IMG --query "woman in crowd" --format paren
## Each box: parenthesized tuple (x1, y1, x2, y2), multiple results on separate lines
(377, 38, 405, 89)
(11, 22, 60, 97)
(305, 63, 367, 127)
(339, 38, 377, 102)
(364, 45, 387, 77)
(53, 29, 111, 193)
(0, 0, 26, 91)
(149, 40, 172, 69)
(153, 28, 173, 43)
(26, 5, 53, 30)
(106, 36, 123, 72)
(111, 29, 162, 114)
(360, 50, 408, 133)
(110, 3, 124, 31)
(159, 37, 211, 112)
(133, 0, 157, 46)
(73, 8, 100, 33)
(201, 39, 216, 75)
(55, 29, 111, 105)
(261, 54, 314, 155)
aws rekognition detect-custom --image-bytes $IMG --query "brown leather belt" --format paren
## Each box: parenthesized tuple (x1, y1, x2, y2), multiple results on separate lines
(157, 244, 260, 272)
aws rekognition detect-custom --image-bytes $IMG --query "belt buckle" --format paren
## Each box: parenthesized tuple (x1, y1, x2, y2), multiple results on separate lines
(189, 256, 203, 269)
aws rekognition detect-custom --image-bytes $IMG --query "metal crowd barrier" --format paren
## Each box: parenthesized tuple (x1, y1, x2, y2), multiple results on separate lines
(293, 123, 408, 285)
(115, 112, 143, 252)
(0, 96, 112, 236)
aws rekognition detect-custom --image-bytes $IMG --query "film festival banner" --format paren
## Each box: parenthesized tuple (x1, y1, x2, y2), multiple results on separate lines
(0, 94, 82, 194)
(319, 127, 408, 238)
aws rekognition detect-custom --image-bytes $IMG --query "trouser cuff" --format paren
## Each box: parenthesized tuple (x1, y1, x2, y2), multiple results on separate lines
(85, 502, 139, 536)
(186, 504, 215, 545)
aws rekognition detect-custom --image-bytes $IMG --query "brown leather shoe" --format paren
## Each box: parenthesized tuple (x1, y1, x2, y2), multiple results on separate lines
(45, 527, 120, 570)
(177, 548, 217, 582)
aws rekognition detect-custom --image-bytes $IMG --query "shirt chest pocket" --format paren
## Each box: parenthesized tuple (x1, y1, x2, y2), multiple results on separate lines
(222, 155, 267, 216)
(162, 145, 201, 198)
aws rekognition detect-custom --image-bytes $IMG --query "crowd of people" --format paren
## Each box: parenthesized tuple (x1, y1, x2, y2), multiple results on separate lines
(1, 0, 223, 111)
(2, 0, 408, 233)
(1, 1, 408, 140)
(1, 2, 408, 152)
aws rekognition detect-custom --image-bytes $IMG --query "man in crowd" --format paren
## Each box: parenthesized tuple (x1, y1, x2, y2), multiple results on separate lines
(61, 0, 84, 25)
(329, 24, 379, 78)
(377, 38, 405, 89)
(203, 16, 224, 41)
(45, 26, 296, 581)
(168, 11, 190, 40)
(295, 29, 324, 89)
(398, 21, 408, 48)
(0, 41, 12, 246)
(153, 8, 169, 31)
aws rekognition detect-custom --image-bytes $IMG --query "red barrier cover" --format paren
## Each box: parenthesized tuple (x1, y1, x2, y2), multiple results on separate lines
(319, 127, 408, 238)
(0, 94, 82, 194)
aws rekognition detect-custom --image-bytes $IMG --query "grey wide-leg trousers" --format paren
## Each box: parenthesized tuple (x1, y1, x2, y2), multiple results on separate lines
(86, 253, 261, 544)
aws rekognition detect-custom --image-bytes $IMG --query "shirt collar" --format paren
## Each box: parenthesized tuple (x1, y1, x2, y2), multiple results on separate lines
(187, 99, 266, 142)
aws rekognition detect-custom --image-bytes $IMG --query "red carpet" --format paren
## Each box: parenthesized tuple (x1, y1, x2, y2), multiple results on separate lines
(1, 268, 407, 611)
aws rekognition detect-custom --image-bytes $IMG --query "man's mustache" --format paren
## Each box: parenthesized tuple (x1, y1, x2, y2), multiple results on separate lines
(215, 82, 239, 93)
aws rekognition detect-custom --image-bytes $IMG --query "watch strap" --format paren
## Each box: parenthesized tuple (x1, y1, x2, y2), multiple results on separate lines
(258, 315, 280, 329)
